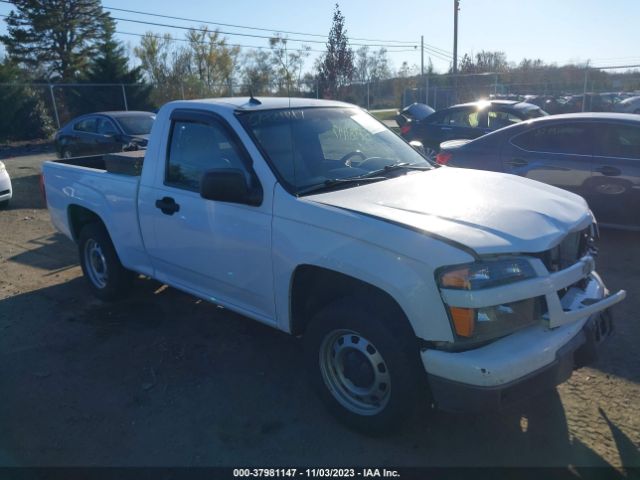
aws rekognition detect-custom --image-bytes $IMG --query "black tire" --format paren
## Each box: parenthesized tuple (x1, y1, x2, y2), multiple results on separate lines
(0, 199, 8, 209)
(303, 296, 425, 434)
(61, 148, 72, 159)
(78, 222, 133, 301)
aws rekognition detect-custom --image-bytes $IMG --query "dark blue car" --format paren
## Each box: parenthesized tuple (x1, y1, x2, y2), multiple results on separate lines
(437, 113, 640, 229)
(398, 100, 547, 161)
(54, 111, 155, 159)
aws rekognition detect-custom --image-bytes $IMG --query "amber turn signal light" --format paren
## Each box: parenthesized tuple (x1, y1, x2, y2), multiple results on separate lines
(449, 307, 476, 337)
(440, 267, 471, 289)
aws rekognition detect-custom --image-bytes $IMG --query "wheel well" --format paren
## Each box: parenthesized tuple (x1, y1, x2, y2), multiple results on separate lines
(289, 265, 414, 338)
(68, 205, 104, 241)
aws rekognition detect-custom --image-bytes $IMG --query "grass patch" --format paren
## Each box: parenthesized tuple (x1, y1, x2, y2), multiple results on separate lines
(369, 109, 398, 122)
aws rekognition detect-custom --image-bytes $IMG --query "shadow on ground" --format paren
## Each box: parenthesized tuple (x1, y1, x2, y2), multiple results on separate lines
(0, 275, 636, 469)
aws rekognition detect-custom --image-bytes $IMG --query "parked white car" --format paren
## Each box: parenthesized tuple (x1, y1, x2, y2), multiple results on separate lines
(614, 95, 640, 114)
(42, 97, 626, 433)
(0, 161, 12, 207)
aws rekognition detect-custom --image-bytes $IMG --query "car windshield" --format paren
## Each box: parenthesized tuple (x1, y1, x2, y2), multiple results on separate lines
(115, 114, 155, 135)
(238, 107, 431, 195)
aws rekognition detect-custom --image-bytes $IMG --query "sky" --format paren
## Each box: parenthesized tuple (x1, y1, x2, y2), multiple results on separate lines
(1, 0, 640, 74)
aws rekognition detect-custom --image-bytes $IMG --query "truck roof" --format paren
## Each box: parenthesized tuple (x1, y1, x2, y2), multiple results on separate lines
(174, 97, 355, 111)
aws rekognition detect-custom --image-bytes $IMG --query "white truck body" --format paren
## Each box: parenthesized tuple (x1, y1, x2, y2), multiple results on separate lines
(42, 98, 625, 421)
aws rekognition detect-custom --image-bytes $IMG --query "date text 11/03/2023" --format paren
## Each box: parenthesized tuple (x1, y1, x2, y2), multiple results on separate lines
(232, 468, 400, 478)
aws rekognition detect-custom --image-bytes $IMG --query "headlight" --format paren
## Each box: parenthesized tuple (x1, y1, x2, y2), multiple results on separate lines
(0, 161, 5, 172)
(437, 258, 539, 344)
(438, 258, 536, 290)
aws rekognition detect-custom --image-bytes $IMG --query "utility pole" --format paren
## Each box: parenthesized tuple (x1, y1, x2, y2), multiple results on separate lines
(582, 60, 590, 112)
(453, 0, 460, 103)
(425, 57, 430, 106)
(421, 35, 424, 103)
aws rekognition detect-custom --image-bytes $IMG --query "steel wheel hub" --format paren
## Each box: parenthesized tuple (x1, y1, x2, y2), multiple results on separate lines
(84, 239, 108, 289)
(319, 329, 391, 416)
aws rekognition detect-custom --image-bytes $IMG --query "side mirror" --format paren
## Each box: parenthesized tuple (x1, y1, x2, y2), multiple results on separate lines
(409, 140, 427, 157)
(200, 169, 262, 206)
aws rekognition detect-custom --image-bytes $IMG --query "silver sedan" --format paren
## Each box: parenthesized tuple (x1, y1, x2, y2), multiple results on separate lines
(614, 95, 640, 114)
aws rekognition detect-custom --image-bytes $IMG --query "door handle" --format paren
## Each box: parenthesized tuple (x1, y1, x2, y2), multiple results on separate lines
(507, 158, 528, 167)
(595, 165, 621, 176)
(440, 127, 453, 131)
(155, 196, 180, 215)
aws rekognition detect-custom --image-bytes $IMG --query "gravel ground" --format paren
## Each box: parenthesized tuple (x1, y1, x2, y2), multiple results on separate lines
(0, 149, 638, 470)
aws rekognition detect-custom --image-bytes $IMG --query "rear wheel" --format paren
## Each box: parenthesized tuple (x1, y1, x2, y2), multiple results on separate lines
(304, 297, 424, 434)
(78, 223, 133, 301)
(423, 147, 438, 162)
(61, 148, 72, 159)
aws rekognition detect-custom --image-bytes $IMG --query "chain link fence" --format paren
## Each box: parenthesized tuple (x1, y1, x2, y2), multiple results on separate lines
(2, 66, 640, 140)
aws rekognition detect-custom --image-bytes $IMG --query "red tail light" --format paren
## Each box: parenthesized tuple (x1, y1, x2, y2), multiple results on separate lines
(39, 173, 47, 206)
(435, 152, 452, 165)
(400, 124, 412, 136)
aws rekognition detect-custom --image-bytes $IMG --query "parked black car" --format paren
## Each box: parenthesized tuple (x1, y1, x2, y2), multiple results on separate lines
(437, 113, 640, 228)
(398, 100, 547, 161)
(560, 93, 619, 113)
(55, 111, 155, 158)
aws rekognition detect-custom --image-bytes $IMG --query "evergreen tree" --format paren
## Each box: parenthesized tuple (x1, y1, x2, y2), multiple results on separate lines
(0, 0, 109, 81)
(317, 4, 354, 99)
(0, 58, 54, 141)
(71, 16, 152, 113)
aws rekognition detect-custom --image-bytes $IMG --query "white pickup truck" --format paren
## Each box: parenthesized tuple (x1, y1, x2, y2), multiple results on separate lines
(43, 97, 626, 433)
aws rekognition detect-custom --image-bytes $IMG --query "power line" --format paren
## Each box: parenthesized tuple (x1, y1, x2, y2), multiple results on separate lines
(117, 30, 418, 54)
(102, 4, 417, 45)
(108, 15, 418, 48)
(421, 43, 453, 57)
(0, 13, 417, 55)
(422, 46, 453, 62)
(0, 0, 418, 49)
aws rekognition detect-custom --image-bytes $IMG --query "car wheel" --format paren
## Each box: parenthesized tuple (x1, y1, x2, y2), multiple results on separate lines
(0, 199, 8, 209)
(61, 148, 72, 159)
(304, 296, 424, 434)
(78, 222, 133, 301)
(423, 147, 438, 162)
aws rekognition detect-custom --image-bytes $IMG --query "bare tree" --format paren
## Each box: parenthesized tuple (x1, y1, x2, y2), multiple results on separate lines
(269, 34, 310, 95)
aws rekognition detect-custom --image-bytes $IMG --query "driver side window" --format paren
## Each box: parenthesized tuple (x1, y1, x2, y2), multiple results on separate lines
(166, 119, 249, 191)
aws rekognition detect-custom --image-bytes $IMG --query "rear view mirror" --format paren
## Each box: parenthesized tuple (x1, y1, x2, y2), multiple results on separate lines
(200, 169, 262, 206)
(409, 140, 427, 157)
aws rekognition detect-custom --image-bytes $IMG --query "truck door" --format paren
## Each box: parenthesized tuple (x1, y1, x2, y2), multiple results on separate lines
(137, 110, 275, 323)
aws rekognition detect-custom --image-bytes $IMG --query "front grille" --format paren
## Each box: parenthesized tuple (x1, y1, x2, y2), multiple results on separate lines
(0, 189, 9, 196)
(532, 227, 593, 273)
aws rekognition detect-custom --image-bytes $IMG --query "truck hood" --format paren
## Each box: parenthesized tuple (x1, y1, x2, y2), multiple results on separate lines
(308, 167, 592, 256)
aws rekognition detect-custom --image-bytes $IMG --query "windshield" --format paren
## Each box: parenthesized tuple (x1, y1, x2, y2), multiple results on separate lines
(238, 107, 431, 194)
(115, 114, 155, 135)
(521, 106, 547, 119)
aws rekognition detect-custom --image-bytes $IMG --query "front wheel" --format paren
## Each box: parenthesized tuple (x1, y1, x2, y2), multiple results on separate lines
(304, 297, 424, 434)
(78, 223, 133, 301)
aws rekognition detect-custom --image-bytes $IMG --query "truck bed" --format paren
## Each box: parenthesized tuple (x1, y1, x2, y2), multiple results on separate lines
(51, 150, 145, 176)
(42, 149, 152, 276)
